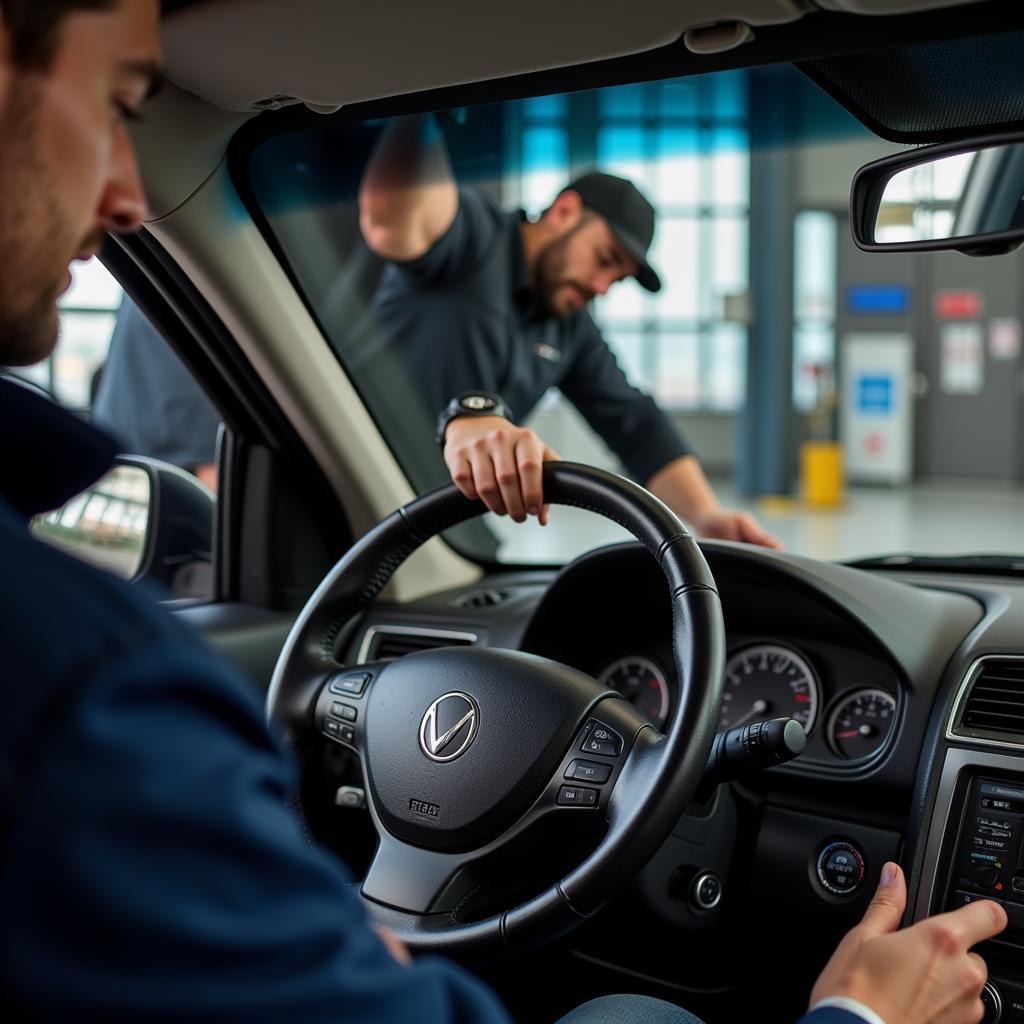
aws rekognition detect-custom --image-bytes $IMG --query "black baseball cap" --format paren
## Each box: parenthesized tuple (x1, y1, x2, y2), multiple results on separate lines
(563, 171, 662, 293)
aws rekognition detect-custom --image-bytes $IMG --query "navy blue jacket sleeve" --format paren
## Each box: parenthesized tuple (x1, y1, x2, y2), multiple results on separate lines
(1, 642, 512, 1024)
(559, 314, 692, 484)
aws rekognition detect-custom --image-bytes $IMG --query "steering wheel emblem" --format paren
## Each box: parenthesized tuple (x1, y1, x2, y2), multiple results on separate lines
(419, 692, 480, 762)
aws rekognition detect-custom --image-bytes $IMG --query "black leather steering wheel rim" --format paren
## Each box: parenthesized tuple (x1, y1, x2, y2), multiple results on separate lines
(267, 462, 725, 959)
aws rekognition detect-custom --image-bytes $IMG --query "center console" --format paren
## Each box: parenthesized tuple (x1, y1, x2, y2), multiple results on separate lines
(916, 749, 1024, 1022)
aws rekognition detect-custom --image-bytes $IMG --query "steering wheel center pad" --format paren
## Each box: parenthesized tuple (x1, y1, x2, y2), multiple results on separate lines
(366, 647, 611, 851)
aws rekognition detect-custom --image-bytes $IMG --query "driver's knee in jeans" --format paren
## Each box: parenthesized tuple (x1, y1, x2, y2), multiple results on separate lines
(556, 994, 705, 1024)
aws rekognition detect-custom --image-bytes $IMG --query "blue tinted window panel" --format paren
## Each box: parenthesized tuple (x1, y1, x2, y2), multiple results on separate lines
(599, 83, 646, 118)
(522, 94, 568, 120)
(710, 72, 747, 119)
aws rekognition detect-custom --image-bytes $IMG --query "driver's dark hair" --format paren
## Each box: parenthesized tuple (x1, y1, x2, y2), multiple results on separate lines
(1, 0, 117, 71)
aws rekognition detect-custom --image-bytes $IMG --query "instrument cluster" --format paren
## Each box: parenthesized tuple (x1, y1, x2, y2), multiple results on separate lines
(599, 641, 898, 764)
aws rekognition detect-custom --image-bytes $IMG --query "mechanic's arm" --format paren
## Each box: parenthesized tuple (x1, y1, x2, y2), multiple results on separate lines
(443, 415, 780, 547)
(359, 113, 459, 261)
(796, 862, 1006, 1024)
(645, 455, 781, 548)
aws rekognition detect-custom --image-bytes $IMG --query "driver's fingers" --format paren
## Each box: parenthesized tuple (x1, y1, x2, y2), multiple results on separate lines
(491, 431, 527, 522)
(931, 899, 1007, 952)
(539, 446, 560, 527)
(515, 434, 547, 519)
(932, 994, 986, 1024)
(445, 453, 479, 501)
(468, 439, 508, 516)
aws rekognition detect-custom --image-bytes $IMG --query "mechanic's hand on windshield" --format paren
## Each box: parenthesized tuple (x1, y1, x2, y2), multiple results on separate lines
(810, 862, 1006, 1023)
(443, 416, 559, 525)
(693, 509, 782, 549)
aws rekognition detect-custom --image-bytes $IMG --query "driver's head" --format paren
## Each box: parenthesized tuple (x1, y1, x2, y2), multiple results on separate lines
(533, 172, 661, 318)
(0, 0, 161, 368)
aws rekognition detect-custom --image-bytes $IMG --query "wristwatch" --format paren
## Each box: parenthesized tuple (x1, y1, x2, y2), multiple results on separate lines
(436, 392, 512, 446)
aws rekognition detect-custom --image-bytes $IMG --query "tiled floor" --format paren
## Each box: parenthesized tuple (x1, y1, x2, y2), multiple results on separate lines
(489, 477, 1024, 567)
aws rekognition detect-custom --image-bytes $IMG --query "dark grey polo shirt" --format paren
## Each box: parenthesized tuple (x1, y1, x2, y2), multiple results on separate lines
(350, 188, 690, 484)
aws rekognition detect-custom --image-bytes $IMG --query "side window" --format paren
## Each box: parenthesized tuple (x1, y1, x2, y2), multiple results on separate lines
(18, 260, 222, 600)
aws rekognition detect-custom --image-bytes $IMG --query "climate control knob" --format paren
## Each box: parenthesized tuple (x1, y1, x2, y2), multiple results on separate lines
(973, 864, 1000, 889)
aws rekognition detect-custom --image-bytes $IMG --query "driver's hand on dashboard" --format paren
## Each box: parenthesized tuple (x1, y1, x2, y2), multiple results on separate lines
(443, 416, 559, 525)
(810, 862, 1006, 1023)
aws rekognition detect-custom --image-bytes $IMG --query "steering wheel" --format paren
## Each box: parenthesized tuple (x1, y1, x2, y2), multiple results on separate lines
(267, 462, 725, 959)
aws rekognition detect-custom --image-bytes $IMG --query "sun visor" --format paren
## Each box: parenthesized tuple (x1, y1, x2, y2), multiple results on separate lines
(161, 0, 816, 113)
(801, 27, 1024, 143)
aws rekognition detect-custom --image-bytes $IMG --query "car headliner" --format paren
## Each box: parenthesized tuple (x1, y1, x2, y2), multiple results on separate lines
(157, 0, 1024, 143)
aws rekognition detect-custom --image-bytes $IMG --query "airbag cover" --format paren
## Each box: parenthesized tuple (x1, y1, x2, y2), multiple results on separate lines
(364, 647, 606, 851)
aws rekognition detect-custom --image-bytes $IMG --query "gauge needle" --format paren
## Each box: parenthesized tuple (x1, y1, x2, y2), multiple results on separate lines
(730, 699, 769, 728)
(836, 725, 874, 738)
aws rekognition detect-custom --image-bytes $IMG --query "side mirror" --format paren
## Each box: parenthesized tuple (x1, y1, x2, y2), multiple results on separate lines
(31, 455, 214, 599)
(850, 133, 1024, 256)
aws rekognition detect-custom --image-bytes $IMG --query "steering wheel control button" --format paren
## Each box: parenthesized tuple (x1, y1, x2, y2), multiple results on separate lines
(323, 718, 340, 737)
(690, 871, 723, 911)
(331, 702, 358, 722)
(565, 759, 612, 784)
(339, 724, 355, 744)
(558, 785, 598, 808)
(580, 720, 622, 756)
(335, 786, 366, 809)
(817, 841, 866, 895)
(980, 982, 1002, 1024)
(329, 673, 369, 697)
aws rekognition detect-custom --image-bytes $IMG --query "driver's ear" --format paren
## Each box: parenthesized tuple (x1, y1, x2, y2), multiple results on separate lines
(547, 189, 584, 232)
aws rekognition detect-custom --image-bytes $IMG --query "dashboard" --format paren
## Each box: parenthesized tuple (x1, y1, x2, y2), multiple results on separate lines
(337, 539, 1024, 1023)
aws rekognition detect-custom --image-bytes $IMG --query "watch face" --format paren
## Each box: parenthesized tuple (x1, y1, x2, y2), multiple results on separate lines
(462, 396, 495, 412)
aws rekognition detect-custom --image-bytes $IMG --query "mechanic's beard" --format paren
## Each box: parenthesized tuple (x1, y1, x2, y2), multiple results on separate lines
(0, 79, 70, 368)
(535, 233, 592, 318)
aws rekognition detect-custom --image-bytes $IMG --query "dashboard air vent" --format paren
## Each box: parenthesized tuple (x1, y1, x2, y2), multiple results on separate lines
(955, 658, 1024, 742)
(453, 589, 512, 610)
(359, 626, 477, 663)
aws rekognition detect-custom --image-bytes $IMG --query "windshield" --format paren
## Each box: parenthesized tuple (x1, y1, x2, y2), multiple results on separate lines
(243, 63, 1024, 567)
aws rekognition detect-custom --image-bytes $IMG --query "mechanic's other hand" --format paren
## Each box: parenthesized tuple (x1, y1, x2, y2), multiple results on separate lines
(374, 926, 412, 967)
(693, 509, 782, 549)
(443, 415, 559, 525)
(809, 862, 1006, 1024)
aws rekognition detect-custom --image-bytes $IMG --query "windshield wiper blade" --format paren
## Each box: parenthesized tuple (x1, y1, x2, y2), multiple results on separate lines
(846, 553, 1024, 574)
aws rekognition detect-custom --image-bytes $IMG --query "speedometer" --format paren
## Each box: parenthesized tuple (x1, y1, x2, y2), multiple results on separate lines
(719, 644, 820, 733)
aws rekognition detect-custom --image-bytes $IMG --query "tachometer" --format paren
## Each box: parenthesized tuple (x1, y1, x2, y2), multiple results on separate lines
(599, 656, 670, 729)
(827, 689, 896, 760)
(719, 644, 819, 733)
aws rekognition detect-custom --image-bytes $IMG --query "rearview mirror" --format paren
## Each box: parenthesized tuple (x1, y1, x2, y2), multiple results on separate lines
(851, 133, 1024, 255)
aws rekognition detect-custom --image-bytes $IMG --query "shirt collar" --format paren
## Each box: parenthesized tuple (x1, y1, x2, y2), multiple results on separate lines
(0, 376, 116, 520)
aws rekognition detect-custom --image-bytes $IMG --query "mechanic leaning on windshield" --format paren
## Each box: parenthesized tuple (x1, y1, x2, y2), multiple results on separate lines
(0, 1, 1007, 1022)
(357, 114, 780, 544)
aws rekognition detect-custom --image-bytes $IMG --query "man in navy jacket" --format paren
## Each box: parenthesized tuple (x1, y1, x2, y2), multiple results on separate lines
(0, 1, 1007, 1021)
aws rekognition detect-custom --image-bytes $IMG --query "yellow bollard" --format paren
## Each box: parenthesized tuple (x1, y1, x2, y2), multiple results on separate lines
(801, 441, 843, 507)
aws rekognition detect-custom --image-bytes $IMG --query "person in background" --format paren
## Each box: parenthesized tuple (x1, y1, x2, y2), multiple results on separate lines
(358, 114, 779, 543)
(92, 296, 220, 490)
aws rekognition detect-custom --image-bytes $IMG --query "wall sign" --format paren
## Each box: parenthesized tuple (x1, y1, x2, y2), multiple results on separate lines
(934, 290, 983, 320)
(940, 323, 984, 394)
